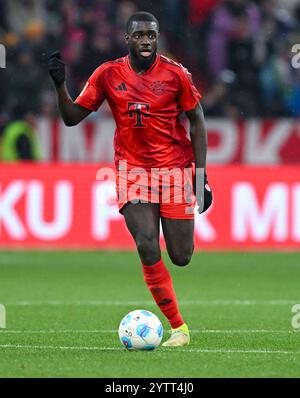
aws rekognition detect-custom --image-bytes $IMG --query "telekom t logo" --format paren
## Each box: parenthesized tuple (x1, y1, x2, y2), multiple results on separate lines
(128, 102, 150, 127)
(0, 44, 6, 69)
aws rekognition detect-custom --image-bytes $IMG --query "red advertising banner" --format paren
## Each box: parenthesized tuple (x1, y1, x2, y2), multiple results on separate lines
(0, 163, 299, 250)
(36, 118, 300, 164)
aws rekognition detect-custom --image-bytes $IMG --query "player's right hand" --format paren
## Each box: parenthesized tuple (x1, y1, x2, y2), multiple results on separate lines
(48, 51, 66, 88)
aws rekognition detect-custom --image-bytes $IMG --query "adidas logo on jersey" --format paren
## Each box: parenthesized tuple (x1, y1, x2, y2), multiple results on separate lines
(115, 82, 127, 91)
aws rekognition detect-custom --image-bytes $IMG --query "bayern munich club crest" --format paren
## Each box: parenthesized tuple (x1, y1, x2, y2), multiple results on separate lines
(150, 81, 166, 96)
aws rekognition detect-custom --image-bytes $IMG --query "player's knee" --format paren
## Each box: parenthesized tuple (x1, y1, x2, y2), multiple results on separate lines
(169, 243, 193, 267)
(136, 234, 160, 264)
(170, 252, 192, 267)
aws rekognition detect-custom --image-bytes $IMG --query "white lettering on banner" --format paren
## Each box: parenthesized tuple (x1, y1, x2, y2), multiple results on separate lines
(244, 120, 291, 164)
(194, 206, 217, 241)
(26, 181, 73, 240)
(60, 123, 87, 161)
(232, 183, 288, 242)
(0, 181, 26, 239)
(292, 184, 300, 241)
(92, 182, 122, 240)
(39, 119, 300, 164)
(206, 119, 237, 164)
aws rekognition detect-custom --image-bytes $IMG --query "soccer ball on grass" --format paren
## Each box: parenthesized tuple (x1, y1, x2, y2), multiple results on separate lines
(118, 309, 163, 351)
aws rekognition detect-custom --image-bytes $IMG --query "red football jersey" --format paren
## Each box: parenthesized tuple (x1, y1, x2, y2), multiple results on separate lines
(75, 54, 201, 169)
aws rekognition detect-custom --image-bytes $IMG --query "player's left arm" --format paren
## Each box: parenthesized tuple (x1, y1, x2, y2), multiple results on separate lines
(185, 103, 213, 214)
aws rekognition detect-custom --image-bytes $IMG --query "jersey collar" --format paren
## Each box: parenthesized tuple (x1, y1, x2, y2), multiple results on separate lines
(126, 53, 160, 76)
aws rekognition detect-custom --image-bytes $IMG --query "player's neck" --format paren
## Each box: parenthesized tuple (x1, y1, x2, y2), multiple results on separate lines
(129, 52, 157, 75)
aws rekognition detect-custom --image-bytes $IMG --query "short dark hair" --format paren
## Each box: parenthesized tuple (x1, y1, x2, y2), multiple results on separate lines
(126, 12, 159, 33)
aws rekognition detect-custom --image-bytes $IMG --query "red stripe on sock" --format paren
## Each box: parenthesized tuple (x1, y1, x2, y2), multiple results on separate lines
(142, 258, 184, 329)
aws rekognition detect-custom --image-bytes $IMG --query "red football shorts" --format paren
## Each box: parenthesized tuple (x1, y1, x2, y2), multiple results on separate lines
(116, 164, 196, 219)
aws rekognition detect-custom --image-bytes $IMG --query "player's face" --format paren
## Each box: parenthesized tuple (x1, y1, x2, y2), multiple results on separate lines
(125, 21, 159, 62)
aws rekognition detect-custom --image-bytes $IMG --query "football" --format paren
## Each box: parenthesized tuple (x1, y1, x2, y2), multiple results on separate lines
(118, 309, 164, 351)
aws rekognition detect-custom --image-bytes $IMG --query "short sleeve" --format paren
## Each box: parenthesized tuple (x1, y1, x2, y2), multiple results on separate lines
(178, 67, 202, 112)
(75, 66, 106, 112)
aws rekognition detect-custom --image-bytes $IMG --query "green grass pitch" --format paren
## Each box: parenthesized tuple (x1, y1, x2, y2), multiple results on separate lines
(0, 250, 299, 378)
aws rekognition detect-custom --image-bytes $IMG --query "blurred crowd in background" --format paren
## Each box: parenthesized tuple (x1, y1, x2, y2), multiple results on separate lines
(0, 0, 300, 127)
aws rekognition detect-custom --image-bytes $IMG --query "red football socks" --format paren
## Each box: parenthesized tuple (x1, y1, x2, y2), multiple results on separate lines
(142, 258, 184, 329)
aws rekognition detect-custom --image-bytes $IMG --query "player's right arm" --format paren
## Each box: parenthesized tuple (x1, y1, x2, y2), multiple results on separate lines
(48, 52, 92, 126)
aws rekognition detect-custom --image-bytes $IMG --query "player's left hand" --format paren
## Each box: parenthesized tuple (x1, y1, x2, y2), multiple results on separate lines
(48, 51, 66, 88)
(193, 171, 213, 214)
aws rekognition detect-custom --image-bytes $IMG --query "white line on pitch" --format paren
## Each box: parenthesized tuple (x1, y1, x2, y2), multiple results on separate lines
(0, 329, 294, 334)
(3, 299, 297, 306)
(176, 348, 300, 355)
(0, 344, 121, 351)
(0, 329, 116, 334)
(0, 344, 299, 355)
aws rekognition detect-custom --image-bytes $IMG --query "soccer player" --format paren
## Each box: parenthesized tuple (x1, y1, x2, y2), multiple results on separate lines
(48, 11, 212, 346)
